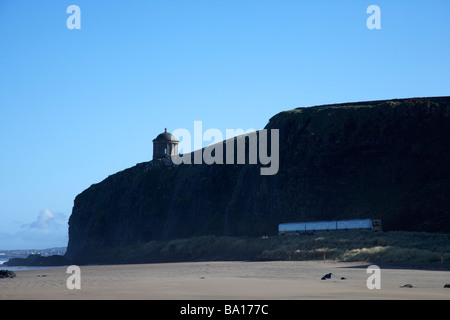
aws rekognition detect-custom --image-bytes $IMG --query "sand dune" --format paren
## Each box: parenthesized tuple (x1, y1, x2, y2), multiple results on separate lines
(1, 261, 449, 300)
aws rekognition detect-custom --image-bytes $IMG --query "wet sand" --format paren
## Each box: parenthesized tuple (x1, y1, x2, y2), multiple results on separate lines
(1, 261, 449, 300)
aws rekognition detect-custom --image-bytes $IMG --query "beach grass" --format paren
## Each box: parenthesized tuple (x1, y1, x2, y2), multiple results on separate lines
(101, 230, 450, 268)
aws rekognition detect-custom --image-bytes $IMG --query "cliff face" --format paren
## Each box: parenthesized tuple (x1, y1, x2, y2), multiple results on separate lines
(66, 97, 450, 263)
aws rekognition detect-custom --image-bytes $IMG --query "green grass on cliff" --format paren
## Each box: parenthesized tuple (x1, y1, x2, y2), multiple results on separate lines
(100, 230, 450, 269)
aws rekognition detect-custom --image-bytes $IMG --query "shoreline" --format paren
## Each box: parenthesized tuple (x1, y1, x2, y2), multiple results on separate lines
(2, 258, 449, 272)
(5, 231, 450, 269)
(1, 260, 449, 300)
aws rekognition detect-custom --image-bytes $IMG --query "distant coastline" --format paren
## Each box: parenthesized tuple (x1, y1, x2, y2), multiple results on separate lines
(1, 248, 66, 268)
(0, 247, 66, 260)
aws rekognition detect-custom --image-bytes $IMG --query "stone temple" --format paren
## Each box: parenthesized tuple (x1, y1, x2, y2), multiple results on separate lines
(152, 128, 179, 160)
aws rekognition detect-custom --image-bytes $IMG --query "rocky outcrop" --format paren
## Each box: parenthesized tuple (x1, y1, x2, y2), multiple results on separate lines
(5, 254, 69, 267)
(0, 270, 16, 279)
(65, 97, 450, 264)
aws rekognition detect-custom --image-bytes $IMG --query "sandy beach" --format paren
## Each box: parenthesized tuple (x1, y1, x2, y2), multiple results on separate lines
(1, 261, 449, 300)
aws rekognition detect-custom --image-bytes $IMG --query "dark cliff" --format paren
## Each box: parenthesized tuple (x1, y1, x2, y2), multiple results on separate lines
(66, 97, 450, 263)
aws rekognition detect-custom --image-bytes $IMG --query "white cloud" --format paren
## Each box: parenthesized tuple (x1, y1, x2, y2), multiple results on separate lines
(0, 209, 68, 249)
(23, 208, 67, 234)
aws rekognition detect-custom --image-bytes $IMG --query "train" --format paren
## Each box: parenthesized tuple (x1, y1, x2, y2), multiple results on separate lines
(278, 218, 382, 235)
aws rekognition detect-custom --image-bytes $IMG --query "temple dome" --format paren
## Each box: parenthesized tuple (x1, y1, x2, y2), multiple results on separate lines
(152, 128, 179, 160)
(153, 128, 178, 142)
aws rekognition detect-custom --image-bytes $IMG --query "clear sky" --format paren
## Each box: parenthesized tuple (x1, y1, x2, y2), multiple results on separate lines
(0, 0, 449, 250)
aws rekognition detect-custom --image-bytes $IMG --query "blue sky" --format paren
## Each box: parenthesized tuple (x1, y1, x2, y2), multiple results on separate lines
(0, 0, 449, 250)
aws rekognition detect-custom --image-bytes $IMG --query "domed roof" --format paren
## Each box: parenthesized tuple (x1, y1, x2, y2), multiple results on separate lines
(153, 128, 178, 142)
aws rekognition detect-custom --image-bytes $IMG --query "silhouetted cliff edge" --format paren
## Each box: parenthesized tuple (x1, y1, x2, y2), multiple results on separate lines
(65, 97, 450, 264)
